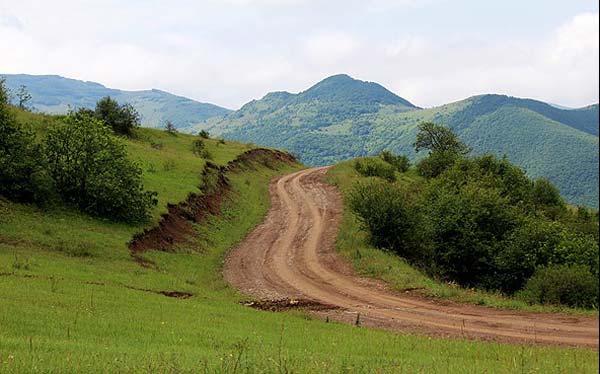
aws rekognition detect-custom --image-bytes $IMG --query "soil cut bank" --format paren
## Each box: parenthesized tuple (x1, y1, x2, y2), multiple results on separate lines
(224, 167, 599, 348)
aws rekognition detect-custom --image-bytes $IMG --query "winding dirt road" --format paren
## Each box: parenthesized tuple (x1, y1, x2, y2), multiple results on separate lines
(224, 167, 599, 348)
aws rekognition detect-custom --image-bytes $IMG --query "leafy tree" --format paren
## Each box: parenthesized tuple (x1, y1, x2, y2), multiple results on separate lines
(532, 178, 564, 208)
(349, 179, 425, 261)
(414, 122, 470, 178)
(45, 111, 157, 222)
(94, 96, 140, 136)
(198, 130, 210, 139)
(379, 150, 410, 172)
(421, 180, 518, 286)
(192, 138, 211, 159)
(414, 122, 470, 155)
(0, 79, 52, 203)
(165, 120, 177, 135)
(354, 158, 396, 181)
(16, 85, 32, 110)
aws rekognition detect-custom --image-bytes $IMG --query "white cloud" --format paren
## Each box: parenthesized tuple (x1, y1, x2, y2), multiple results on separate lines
(303, 32, 361, 65)
(0, 2, 597, 109)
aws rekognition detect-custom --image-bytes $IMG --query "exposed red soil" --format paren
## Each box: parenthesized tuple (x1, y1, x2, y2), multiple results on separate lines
(128, 149, 295, 262)
(224, 167, 599, 348)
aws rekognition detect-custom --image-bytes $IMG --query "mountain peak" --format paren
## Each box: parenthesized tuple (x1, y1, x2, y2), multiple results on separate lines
(299, 74, 417, 108)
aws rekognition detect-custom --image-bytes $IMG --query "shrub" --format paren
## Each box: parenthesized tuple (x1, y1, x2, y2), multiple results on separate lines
(165, 120, 177, 135)
(354, 158, 396, 181)
(0, 79, 54, 204)
(45, 111, 157, 222)
(416, 151, 460, 178)
(192, 138, 206, 156)
(348, 179, 425, 261)
(94, 96, 140, 136)
(198, 130, 210, 139)
(532, 178, 563, 207)
(192, 139, 213, 159)
(422, 180, 518, 287)
(379, 150, 410, 172)
(518, 265, 599, 309)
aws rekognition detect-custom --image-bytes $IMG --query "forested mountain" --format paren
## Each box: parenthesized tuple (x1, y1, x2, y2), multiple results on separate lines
(191, 75, 599, 208)
(2, 74, 231, 129)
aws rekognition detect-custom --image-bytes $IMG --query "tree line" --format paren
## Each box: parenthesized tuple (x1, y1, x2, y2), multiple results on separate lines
(350, 122, 599, 308)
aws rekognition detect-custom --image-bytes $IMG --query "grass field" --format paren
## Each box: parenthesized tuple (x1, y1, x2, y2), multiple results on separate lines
(0, 115, 598, 372)
(326, 159, 598, 316)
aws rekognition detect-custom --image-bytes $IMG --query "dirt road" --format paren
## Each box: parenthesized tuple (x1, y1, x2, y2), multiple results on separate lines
(224, 167, 599, 348)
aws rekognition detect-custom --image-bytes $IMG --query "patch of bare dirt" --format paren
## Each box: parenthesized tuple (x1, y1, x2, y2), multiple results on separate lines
(242, 298, 339, 312)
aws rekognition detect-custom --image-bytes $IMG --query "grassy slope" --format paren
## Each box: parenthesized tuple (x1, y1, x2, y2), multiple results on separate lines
(0, 114, 597, 372)
(326, 159, 598, 316)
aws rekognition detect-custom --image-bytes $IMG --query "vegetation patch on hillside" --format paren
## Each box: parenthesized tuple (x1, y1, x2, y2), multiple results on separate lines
(328, 123, 599, 313)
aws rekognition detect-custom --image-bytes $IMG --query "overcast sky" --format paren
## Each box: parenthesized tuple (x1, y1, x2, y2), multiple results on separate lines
(1, 0, 598, 109)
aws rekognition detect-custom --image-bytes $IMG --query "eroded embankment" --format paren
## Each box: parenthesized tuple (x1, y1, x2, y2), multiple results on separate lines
(128, 148, 295, 263)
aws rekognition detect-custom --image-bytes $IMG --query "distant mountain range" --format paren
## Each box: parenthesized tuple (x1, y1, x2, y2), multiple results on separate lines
(1, 74, 231, 129)
(190, 74, 598, 208)
(2, 73, 598, 207)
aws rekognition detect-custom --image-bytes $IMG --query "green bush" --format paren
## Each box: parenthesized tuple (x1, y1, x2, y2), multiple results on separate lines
(354, 158, 396, 181)
(45, 111, 157, 222)
(0, 79, 54, 204)
(416, 151, 460, 178)
(518, 265, 599, 309)
(422, 180, 518, 287)
(94, 96, 140, 136)
(379, 150, 410, 172)
(348, 179, 425, 261)
(198, 130, 210, 139)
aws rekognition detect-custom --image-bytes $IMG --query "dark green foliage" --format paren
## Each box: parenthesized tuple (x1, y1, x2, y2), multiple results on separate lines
(348, 179, 423, 261)
(349, 125, 598, 306)
(493, 219, 598, 293)
(518, 265, 599, 309)
(354, 158, 396, 181)
(422, 177, 518, 286)
(45, 111, 157, 222)
(192, 138, 211, 159)
(198, 130, 210, 139)
(415, 122, 471, 178)
(532, 178, 564, 208)
(379, 150, 410, 172)
(165, 120, 178, 135)
(95, 96, 140, 136)
(15, 85, 32, 110)
(0, 79, 53, 204)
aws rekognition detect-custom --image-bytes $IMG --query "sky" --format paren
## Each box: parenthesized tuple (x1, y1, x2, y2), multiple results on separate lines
(1, 0, 598, 109)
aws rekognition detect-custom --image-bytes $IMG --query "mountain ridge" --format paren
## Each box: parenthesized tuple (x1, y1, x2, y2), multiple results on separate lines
(191, 74, 598, 208)
(1, 74, 232, 129)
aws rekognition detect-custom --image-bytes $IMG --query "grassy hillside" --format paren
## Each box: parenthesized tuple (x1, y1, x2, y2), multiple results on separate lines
(2, 74, 231, 129)
(192, 76, 599, 207)
(1, 111, 597, 372)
